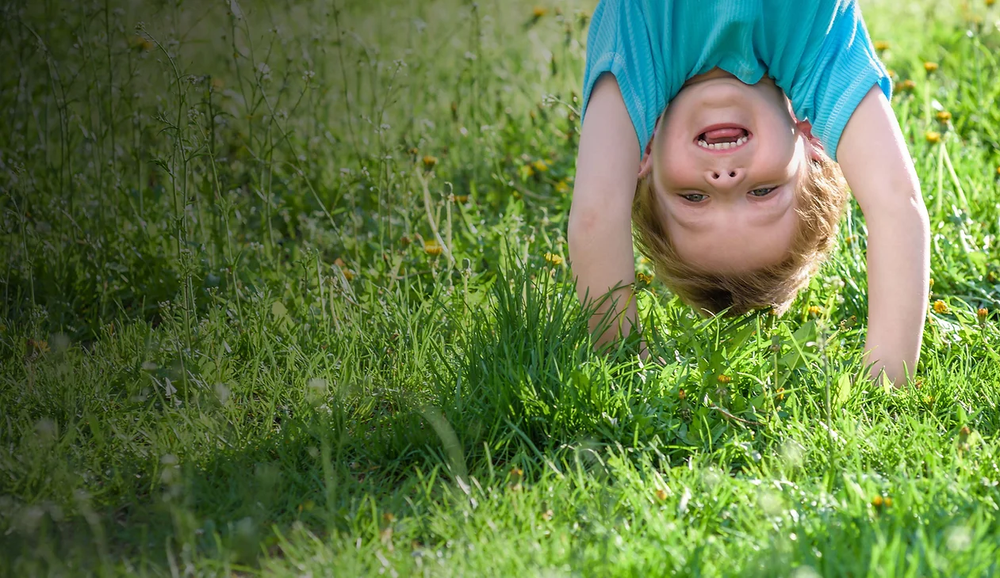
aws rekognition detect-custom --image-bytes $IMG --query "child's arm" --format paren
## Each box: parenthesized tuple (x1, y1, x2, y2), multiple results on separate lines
(568, 74, 643, 351)
(837, 86, 930, 385)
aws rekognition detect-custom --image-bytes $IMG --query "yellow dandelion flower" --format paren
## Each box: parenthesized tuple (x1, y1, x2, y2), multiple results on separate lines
(887, 69, 897, 79)
(978, 307, 988, 322)
(933, 300, 948, 314)
(334, 258, 354, 281)
(929, 278, 935, 288)
(424, 241, 443, 256)
(555, 180, 570, 194)
(544, 252, 563, 266)
(995, 166, 1000, 177)
(129, 35, 153, 51)
(532, 6, 548, 18)
(925, 131, 941, 144)
(531, 159, 549, 172)
(988, 0, 996, 6)
(936, 111, 952, 122)
(678, 389, 686, 400)
(874, 41, 890, 51)
(924, 61, 939, 73)
(808, 305, 822, 316)
(899, 79, 917, 92)
(27, 339, 49, 355)
(452, 194, 469, 203)
(871, 495, 884, 507)
(883, 497, 893, 508)
(655, 489, 668, 501)
(422, 155, 438, 168)
(636, 272, 652, 284)
(776, 387, 785, 401)
(717, 374, 732, 384)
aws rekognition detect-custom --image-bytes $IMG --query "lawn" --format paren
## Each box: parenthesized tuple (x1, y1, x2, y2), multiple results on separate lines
(1, 0, 1000, 575)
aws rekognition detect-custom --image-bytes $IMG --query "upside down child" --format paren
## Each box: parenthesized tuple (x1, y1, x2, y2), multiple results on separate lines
(567, 0, 930, 384)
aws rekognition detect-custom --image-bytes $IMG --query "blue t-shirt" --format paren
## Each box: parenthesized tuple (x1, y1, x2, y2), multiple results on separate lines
(581, 0, 892, 162)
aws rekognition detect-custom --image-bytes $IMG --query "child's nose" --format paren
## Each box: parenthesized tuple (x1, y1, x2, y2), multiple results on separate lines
(707, 168, 744, 189)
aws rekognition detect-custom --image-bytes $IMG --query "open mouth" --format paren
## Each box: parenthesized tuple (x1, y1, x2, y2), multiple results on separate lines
(695, 125, 751, 151)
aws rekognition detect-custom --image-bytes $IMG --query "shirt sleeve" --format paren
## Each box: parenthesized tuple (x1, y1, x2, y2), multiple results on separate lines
(580, 0, 663, 159)
(787, 1, 892, 162)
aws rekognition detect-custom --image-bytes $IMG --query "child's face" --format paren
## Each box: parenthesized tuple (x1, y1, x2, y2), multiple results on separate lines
(642, 70, 821, 275)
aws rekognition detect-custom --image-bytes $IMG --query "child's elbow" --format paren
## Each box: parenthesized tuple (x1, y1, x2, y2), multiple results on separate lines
(568, 204, 600, 238)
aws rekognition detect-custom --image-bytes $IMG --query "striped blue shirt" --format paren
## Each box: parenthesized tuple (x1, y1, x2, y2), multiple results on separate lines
(581, 0, 891, 161)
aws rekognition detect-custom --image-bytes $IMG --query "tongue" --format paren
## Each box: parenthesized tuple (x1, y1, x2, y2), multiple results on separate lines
(703, 127, 745, 144)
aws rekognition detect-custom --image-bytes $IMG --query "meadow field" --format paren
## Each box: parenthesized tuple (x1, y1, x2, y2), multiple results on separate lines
(1, 0, 1000, 575)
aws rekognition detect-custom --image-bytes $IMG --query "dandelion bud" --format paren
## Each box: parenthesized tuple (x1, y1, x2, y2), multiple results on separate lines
(977, 308, 988, 323)
(924, 61, 939, 73)
(925, 131, 941, 144)
(423, 241, 443, 256)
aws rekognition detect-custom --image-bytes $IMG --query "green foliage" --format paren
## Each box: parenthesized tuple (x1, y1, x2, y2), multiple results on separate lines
(1, 0, 1000, 575)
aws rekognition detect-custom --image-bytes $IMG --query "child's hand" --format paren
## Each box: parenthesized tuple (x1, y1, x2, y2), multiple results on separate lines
(568, 74, 643, 348)
(837, 86, 931, 386)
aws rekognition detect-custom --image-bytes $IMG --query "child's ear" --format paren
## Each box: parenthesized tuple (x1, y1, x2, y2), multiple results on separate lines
(639, 115, 664, 178)
(796, 119, 827, 162)
(638, 137, 655, 178)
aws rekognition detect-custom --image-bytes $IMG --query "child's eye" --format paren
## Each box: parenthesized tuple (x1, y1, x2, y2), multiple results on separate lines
(749, 187, 776, 197)
(681, 193, 708, 203)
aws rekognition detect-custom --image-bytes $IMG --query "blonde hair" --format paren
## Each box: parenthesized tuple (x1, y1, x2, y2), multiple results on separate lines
(632, 147, 848, 316)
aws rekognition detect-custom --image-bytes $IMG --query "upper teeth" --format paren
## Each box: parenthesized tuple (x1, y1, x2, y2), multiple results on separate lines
(697, 135, 749, 150)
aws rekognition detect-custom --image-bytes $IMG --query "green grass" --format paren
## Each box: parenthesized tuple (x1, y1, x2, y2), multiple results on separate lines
(1, 0, 1000, 575)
